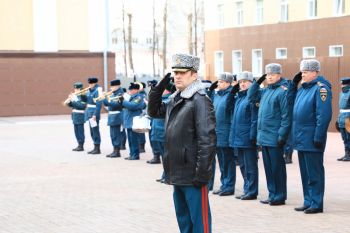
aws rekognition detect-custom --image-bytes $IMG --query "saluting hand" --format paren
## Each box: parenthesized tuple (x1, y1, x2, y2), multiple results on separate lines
(293, 72, 302, 84)
(257, 74, 267, 85)
(209, 81, 218, 91)
(155, 73, 172, 90)
(230, 83, 240, 95)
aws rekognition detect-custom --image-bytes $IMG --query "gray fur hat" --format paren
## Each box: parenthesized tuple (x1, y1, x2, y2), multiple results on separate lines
(237, 71, 254, 82)
(218, 72, 233, 83)
(265, 63, 282, 74)
(172, 53, 200, 72)
(300, 59, 320, 72)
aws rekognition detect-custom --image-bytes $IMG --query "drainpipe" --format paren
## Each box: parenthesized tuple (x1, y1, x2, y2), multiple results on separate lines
(103, 0, 110, 91)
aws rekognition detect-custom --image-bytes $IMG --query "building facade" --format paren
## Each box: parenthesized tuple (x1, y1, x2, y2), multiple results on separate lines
(204, 0, 349, 131)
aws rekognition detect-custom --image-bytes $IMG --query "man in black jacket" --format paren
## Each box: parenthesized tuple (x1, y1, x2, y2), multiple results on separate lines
(148, 53, 216, 233)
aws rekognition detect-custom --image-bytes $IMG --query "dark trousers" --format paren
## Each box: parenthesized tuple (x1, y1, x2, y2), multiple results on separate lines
(298, 151, 325, 209)
(110, 125, 121, 148)
(121, 127, 127, 147)
(173, 185, 211, 233)
(216, 147, 236, 192)
(89, 121, 101, 145)
(153, 140, 165, 179)
(138, 132, 146, 144)
(261, 146, 287, 202)
(127, 128, 140, 159)
(340, 128, 350, 150)
(74, 124, 85, 144)
(237, 148, 258, 197)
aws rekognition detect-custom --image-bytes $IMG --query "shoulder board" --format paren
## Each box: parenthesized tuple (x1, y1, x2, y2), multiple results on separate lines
(280, 85, 288, 91)
(317, 82, 325, 87)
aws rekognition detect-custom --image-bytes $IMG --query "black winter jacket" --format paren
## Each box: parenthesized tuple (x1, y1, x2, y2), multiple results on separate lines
(148, 79, 216, 186)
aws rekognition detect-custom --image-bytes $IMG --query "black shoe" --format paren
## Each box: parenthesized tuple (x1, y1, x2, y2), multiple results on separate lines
(342, 156, 350, 161)
(88, 145, 101, 154)
(235, 194, 244, 199)
(241, 195, 257, 200)
(156, 178, 164, 183)
(294, 206, 309, 211)
(147, 157, 161, 164)
(212, 189, 223, 195)
(337, 156, 346, 161)
(109, 148, 121, 158)
(129, 157, 140, 160)
(260, 199, 271, 204)
(72, 143, 84, 151)
(124, 157, 131, 160)
(304, 208, 323, 214)
(219, 191, 234, 196)
(106, 151, 114, 157)
(120, 145, 126, 150)
(269, 200, 285, 206)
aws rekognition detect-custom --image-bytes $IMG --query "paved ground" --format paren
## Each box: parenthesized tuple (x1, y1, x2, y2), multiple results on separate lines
(0, 114, 350, 233)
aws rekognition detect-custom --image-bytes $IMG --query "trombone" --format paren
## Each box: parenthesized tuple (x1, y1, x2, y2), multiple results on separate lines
(62, 87, 89, 106)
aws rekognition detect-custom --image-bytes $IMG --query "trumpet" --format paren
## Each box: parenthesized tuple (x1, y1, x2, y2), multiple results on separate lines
(93, 90, 113, 102)
(62, 87, 89, 106)
(108, 95, 123, 102)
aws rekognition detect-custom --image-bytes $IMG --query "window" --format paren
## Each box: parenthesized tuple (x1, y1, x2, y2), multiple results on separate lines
(252, 49, 263, 77)
(280, 0, 288, 22)
(276, 48, 287, 59)
(232, 50, 242, 74)
(214, 51, 224, 77)
(303, 47, 316, 58)
(334, 0, 345, 16)
(236, 1, 243, 26)
(307, 0, 317, 18)
(329, 45, 343, 57)
(255, 0, 264, 25)
(217, 4, 224, 27)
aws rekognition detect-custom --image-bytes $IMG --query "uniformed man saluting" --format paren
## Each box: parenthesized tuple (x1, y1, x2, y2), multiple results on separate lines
(289, 59, 332, 214)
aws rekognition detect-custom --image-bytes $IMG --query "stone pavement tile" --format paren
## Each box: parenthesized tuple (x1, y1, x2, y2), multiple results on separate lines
(0, 115, 350, 232)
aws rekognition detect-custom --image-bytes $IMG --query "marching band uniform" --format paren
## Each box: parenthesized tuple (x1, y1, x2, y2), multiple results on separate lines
(103, 79, 124, 158)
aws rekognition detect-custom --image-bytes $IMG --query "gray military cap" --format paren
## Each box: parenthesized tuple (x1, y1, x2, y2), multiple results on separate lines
(218, 72, 233, 83)
(265, 63, 282, 74)
(237, 71, 254, 82)
(300, 59, 320, 72)
(172, 53, 200, 72)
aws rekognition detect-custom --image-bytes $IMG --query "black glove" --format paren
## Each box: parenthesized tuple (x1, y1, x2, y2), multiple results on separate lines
(256, 74, 267, 85)
(155, 73, 172, 90)
(230, 83, 240, 95)
(118, 95, 124, 104)
(314, 141, 323, 149)
(192, 180, 206, 189)
(277, 139, 286, 148)
(293, 72, 302, 85)
(209, 81, 218, 91)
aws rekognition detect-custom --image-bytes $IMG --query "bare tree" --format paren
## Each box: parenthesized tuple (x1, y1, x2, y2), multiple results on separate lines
(127, 13, 134, 77)
(122, 3, 128, 78)
(188, 13, 193, 55)
(162, 0, 167, 75)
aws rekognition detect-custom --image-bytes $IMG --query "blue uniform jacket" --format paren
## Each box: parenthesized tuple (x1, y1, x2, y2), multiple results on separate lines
(230, 90, 258, 148)
(150, 94, 171, 142)
(289, 76, 332, 152)
(68, 95, 87, 124)
(84, 84, 102, 121)
(122, 93, 146, 128)
(337, 86, 350, 128)
(211, 86, 234, 147)
(103, 88, 124, 126)
(248, 78, 292, 147)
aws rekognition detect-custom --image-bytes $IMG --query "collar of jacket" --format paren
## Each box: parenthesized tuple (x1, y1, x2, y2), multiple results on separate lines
(113, 88, 122, 94)
(342, 85, 350, 93)
(238, 89, 248, 97)
(217, 86, 232, 96)
(89, 84, 99, 92)
(267, 78, 285, 89)
(169, 79, 205, 100)
(301, 76, 325, 89)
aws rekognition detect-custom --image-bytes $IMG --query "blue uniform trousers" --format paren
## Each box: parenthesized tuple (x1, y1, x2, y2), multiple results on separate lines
(340, 128, 350, 149)
(89, 121, 101, 145)
(216, 147, 236, 192)
(138, 132, 146, 144)
(127, 128, 140, 159)
(173, 185, 211, 233)
(261, 146, 287, 202)
(121, 128, 127, 147)
(74, 124, 85, 144)
(235, 148, 248, 194)
(298, 151, 325, 209)
(237, 148, 258, 197)
(110, 125, 121, 148)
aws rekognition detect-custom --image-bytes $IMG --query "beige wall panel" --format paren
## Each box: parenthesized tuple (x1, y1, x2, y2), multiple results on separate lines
(57, 0, 89, 50)
(0, 0, 34, 50)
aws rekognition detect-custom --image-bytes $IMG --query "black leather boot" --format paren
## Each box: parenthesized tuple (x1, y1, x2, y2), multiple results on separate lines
(88, 144, 101, 154)
(73, 143, 84, 151)
(342, 149, 350, 161)
(139, 143, 145, 153)
(147, 154, 161, 164)
(110, 148, 121, 158)
(284, 153, 292, 164)
(120, 144, 126, 150)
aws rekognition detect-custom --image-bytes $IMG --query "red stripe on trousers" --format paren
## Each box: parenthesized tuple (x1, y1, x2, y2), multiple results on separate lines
(201, 186, 209, 233)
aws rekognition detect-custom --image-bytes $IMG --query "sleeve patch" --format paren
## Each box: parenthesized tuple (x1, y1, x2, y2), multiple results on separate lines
(132, 97, 141, 103)
(320, 87, 328, 102)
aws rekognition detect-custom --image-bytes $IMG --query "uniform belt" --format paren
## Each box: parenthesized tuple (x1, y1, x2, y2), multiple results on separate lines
(340, 109, 350, 113)
(109, 111, 121, 115)
(87, 104, 96, 108)
(72, 109, 85, 113)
